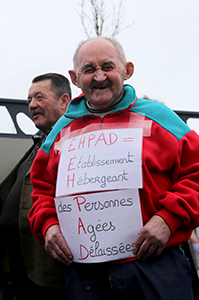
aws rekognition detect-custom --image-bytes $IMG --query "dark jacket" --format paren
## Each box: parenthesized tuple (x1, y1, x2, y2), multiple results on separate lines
(0, 133, 65, 288)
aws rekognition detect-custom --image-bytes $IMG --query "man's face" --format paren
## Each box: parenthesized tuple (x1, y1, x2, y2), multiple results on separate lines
(71, 39, 130, 110)
(27, 79, 64, 133)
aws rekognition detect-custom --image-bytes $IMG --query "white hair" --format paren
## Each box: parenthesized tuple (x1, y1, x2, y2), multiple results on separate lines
(73, 36, 127, 71)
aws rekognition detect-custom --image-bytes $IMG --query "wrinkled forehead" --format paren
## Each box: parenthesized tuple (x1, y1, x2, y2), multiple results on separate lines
(28, 79, 52, 96)
(76, 39, 122, 70)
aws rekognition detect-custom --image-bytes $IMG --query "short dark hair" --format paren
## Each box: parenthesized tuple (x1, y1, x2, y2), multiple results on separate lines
(32, 73, 72, 100)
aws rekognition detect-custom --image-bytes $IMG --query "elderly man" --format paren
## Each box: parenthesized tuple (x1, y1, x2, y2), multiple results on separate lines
(0, 73, 71, 300)
(29, 38, 199, 300)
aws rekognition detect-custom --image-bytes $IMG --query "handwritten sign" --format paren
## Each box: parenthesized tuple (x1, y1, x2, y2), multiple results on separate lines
(56, 128, 143, 197)
(55, 189, 143, 263)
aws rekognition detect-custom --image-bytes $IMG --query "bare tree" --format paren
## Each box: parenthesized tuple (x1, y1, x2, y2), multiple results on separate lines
(77, 0, 134, 38)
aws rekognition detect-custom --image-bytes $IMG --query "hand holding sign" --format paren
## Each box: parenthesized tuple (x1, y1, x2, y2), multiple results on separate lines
(133, 215, 171, 260)
(45, 224, 73, 265)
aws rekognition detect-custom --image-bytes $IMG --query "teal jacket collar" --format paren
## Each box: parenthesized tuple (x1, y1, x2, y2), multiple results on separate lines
(65, 84, 137, 119)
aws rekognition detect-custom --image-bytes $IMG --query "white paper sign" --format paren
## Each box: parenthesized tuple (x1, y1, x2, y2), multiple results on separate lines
(55, 189, 143, 263)
(56, 128, 143, 197)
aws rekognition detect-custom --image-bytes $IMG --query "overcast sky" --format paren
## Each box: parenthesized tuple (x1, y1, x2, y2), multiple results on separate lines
(1, 0, 199, 115)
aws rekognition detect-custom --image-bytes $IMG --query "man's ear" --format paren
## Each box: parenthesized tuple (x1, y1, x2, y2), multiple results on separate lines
(124, 62, 134, 80)
(60, 93, 70, 112)
(68, 70, 80, 88)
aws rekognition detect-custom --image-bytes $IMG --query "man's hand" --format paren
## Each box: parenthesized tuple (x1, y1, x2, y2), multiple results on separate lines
(45, 224, 73, 265)
(133, 215, 171, 260)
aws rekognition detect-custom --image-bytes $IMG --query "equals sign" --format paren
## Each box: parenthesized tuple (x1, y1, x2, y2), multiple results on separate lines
(123, 137, 134, 142)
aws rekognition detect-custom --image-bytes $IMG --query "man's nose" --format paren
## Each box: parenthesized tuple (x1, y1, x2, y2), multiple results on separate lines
(29, 98, 38, 110)
(93, 69, 107, 82)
